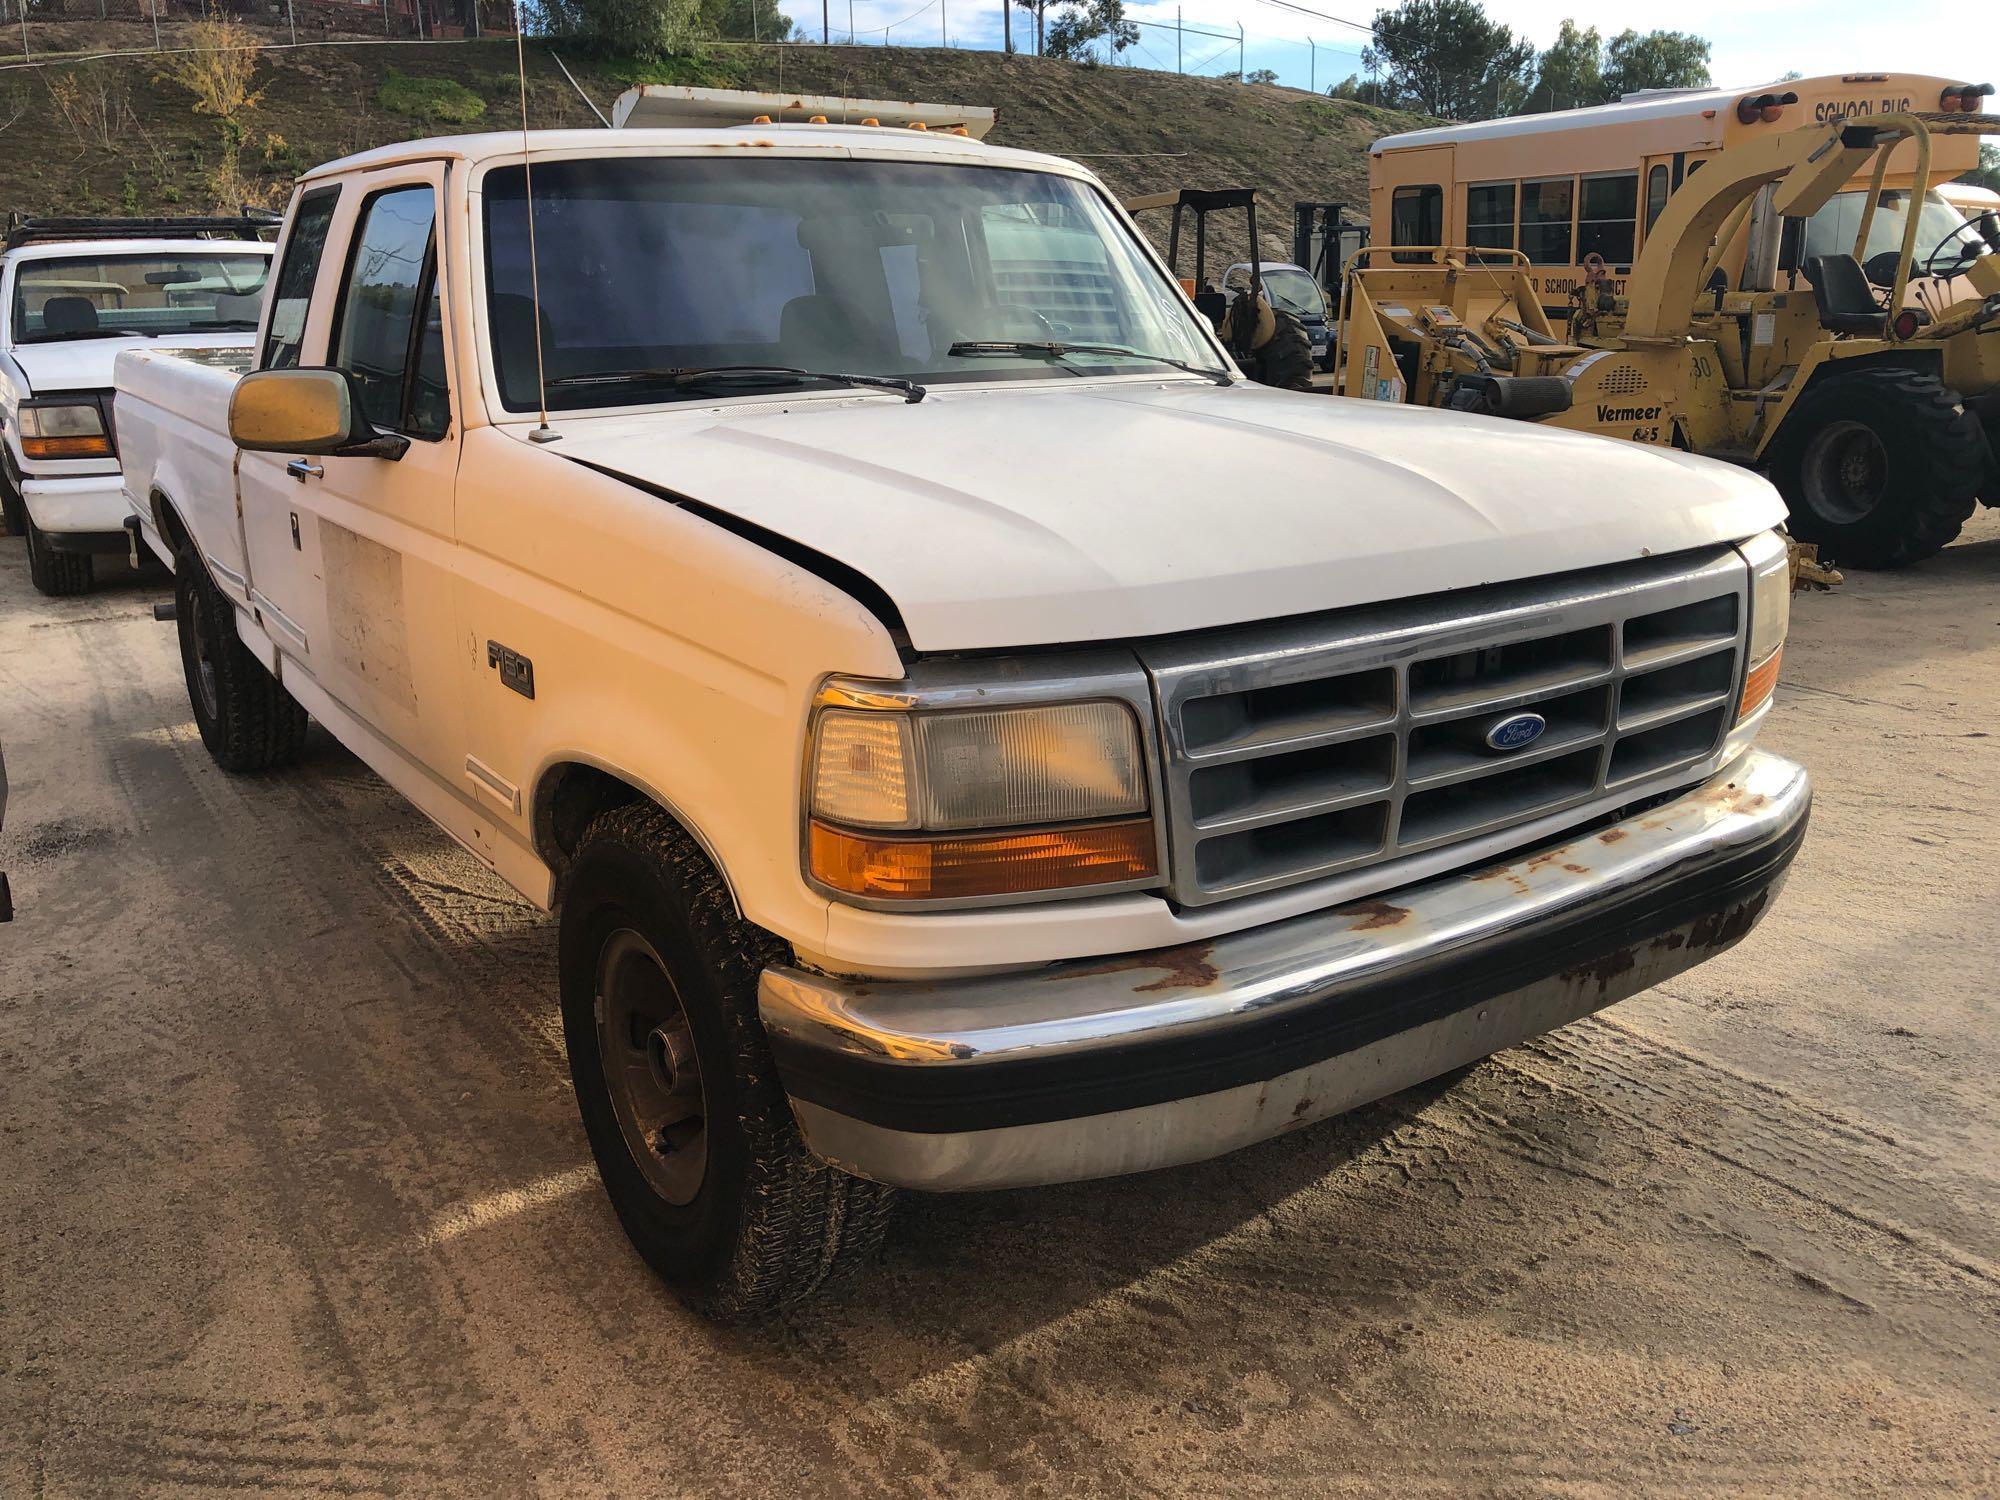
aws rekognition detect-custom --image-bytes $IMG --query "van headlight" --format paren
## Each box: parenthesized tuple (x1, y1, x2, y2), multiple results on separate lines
(1737, 529, 1790, 722)
(806, 684, 1158, 903)
(19, 398, 113, 460)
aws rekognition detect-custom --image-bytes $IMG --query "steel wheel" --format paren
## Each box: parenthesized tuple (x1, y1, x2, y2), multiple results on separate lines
(184, 586, 222, 723)
(1800, 419, 1889, 526)
(594, 927, 708, 1206)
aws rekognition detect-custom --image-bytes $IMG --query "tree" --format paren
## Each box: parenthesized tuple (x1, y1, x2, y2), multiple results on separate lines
(1244, 67, 1279, 85)
(1044, 0, 1137, 60)
(544, 0, 702, 56)
(1328, 73, 1395, 106)
(696, 0, 795, 41)
(1966, 144, 2000, 194)
(1014, 0, 1050, 55)
(1518, 19, 1600, 114)
(1600, 28, 1710, 99)
(1361, 0, 1535, 120)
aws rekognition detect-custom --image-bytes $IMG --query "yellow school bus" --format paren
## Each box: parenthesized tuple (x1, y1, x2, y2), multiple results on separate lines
(1368, 73, 1989, 312)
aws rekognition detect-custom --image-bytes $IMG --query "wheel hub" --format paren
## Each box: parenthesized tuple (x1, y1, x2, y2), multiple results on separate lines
(1801, 419, 1889, 526)
(596, 928, 707, 1205)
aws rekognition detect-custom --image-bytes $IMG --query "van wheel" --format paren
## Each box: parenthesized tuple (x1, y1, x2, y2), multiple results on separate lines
(175, 546, 308, 771)
(1774, 368, 1984, 568)
(560, 802, 894, 1319)
(25, 520, 93, 596)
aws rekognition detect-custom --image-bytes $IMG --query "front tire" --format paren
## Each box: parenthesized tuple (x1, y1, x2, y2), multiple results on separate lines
(25, 519, 92, 596)
(175, 546, 308, 772)
(559, 803, 894, 1319)
(1774, 368, 1984, 569)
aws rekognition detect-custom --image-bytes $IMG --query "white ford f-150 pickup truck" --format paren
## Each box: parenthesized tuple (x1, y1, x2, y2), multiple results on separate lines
(0, 218, 273, 595)
(115, 125, 1809, 1318)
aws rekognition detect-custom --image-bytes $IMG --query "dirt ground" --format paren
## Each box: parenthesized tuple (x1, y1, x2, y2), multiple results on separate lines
(1, 517, 1997, 1496)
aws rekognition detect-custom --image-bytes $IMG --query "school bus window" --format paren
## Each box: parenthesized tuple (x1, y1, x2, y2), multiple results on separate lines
(1466, 181, 1516, 260)
(1391, 184, 1442, 263)
(1519, 177, 1574, 265)
(1579, 171, 1638, 266)
(1644, 165, 1670, 233)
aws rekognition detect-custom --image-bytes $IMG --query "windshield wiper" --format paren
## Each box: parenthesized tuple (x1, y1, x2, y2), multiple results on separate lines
(948, 339, 1231, 386)
(545, 364, 925, 403)
(20, 327, 157, 343)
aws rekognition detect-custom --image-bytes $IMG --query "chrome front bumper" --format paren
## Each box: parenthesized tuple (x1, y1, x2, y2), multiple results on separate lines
(760, 748, 1810, 1191)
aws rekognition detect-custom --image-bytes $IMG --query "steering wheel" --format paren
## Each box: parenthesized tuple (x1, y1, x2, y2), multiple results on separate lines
(1918, 210, 1996, 280)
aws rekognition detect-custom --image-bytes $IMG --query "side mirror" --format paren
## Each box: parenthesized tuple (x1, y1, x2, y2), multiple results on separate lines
(228, 368, 407, 459)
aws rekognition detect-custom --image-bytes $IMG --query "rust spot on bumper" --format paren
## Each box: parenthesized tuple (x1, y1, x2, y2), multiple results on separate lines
(1060, 941, 1220, 994)
(1348, 900, 1411, 930)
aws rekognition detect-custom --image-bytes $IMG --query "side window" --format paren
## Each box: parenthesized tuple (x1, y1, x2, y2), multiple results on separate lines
(1578, 172, 1638, 266)
(1520, 177, 1575, 265)
(1390, 184, 1442, 263)
(1465, 181, 1517, 262)
(330, 183, 449, 440)
(1644, 165, 1671, 234)
(262, 186, 339, 370)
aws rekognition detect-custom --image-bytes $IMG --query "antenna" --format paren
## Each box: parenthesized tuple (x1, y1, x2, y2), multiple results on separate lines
(514, 2, 559, 443)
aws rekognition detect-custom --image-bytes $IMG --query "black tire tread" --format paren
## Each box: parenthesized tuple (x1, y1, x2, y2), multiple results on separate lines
(568, 802, 894, 1319)
(175, 544, 308, 772)
(25, 519, 93, 596)
(1776, 367, 1984, 569)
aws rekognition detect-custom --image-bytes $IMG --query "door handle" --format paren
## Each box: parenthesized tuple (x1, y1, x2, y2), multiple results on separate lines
(286, 459, 324, 482)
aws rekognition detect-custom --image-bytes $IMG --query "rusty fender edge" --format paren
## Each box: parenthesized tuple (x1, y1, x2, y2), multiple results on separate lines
(759, 748, 1810, 1191)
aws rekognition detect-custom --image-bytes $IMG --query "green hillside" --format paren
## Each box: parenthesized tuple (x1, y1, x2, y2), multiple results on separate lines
(0, 24, 1422, 267)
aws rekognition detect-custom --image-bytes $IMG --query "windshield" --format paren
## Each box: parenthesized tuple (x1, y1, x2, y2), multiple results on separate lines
(481, 156, 1224, 412)
(10, 251, 269, 344)
(1802, 189, 1992, 277)
(1260, 266, 1328, 320)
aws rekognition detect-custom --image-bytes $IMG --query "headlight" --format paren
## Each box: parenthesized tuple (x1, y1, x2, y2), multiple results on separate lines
(806, 691, 1157, 902)
(19, 399, 113, 460)
(1737, 529, 1790, 722)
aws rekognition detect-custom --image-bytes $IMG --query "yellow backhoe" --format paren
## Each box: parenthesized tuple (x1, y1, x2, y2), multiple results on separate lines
(1335, 111, 1999, 567)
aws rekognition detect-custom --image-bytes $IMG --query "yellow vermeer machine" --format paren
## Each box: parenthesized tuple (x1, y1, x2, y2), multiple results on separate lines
(1335, 110, 1999, 567)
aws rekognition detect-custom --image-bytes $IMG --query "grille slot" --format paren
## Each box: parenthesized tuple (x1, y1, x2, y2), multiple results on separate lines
(1141, 549, 1749, 905)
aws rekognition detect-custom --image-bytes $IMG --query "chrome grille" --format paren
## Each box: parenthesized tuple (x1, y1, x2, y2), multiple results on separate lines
(1139, 548, 1748, 905)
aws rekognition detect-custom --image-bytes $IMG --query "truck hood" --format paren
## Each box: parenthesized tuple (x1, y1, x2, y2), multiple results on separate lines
(9, 332, 254, 392)
(541, 380, 1786, 652)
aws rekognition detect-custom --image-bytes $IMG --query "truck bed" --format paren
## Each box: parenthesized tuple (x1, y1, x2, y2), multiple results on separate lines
(114, 347, 250, 580)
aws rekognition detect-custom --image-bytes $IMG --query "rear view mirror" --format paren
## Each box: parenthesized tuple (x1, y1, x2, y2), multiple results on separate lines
(228, 368, 406, 459)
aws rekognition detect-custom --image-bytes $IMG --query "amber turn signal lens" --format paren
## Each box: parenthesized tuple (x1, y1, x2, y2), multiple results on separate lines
(21, 434, 113, 459)
(1738, 647, 1781, 721)
(809, 818, 1157, 900)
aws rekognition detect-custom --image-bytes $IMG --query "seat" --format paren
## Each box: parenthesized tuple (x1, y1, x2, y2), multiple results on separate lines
(779, 294, 878, 368)
(40, 296, 99, 336)
(1802, 254, 1888, 335)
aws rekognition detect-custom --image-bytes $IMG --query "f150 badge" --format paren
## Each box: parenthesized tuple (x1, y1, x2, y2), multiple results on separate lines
(1485, 712, 1547, 752)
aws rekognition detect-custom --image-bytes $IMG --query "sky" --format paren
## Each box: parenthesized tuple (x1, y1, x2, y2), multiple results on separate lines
(774, 0, 2000, 108)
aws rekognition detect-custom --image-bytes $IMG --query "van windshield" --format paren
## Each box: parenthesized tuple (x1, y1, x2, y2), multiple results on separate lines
(481, 156, 1225, 412)
(12, 252, 270, 344)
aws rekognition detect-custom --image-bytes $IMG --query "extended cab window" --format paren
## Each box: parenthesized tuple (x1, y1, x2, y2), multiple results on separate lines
(330, 184, 449, 440)
(1390, 184, 1442, 263)
(263, 186, 338, 370)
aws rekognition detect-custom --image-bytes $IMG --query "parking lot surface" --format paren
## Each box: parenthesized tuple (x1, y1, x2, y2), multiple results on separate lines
(3, 521, 1998, 1496)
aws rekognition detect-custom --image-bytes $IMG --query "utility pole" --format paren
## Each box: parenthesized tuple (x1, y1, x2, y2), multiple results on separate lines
(286, 0, 296, 44)
(1237, 21, 1244, 82)
(1307, 34, 1315, 95)
(941, 0, 945, 45)
(1002, 0, 1010, 53)
(1176, 7, 1181, 72)
(822, 0, 828, 43)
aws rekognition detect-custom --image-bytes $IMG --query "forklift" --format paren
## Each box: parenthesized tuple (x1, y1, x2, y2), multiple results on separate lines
(1123, 187, 1315, 389)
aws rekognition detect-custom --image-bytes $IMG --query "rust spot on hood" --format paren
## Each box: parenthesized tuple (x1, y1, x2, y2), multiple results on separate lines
(1598, 828, 1628, 844)
(1348, 900, 1411, 930)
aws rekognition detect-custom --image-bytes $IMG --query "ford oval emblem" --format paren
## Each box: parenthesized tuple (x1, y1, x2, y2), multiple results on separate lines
(1484, 712, 1547, 752)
